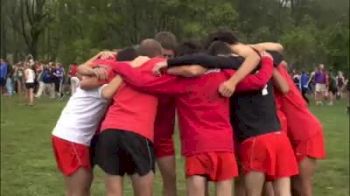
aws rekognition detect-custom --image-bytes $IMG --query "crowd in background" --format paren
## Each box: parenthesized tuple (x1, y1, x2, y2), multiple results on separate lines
(0, 56, 79, 105)
(0, 55, 349, 107)
(291, 64, 348, 106)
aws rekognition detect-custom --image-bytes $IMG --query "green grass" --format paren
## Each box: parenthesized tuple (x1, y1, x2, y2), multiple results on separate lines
(1, 95, 349, 196)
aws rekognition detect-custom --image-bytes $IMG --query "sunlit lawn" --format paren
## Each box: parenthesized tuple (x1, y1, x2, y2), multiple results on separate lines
(1, 95, 349, 195)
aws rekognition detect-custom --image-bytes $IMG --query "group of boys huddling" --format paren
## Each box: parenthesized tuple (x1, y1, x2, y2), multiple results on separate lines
(51, 28, 325, 196)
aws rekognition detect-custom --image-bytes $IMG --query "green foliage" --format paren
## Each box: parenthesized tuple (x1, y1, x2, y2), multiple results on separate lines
(1, 0, 349, 72)
(280, 24, 319, 67)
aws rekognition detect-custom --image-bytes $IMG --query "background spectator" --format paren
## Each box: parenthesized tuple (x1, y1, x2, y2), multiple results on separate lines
(35, 64, 55, 98)
(68, 63, 79, 95)
(336, 71, 346, 99)
(0, 59, 8, 94)
(300, 70, 310, 103)
(24, 63, 36, 106)
(14, 62, 25, 95)
(5, 63, 14, 96)
(53, 63, 65, 99)
(326, 69, 337, 106)
(314, 64, 327, 106)
(292, 69, 300, 88)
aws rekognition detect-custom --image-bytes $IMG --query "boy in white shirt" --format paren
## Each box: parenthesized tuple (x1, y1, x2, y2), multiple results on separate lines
(51, 50, 145, 196)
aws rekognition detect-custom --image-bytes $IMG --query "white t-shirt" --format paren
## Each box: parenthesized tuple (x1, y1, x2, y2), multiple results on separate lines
(25, 68, 35, 83)
(52, 84, 108, 146)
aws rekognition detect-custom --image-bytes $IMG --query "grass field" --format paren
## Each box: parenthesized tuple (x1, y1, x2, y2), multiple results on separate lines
(1, 95, 349, 196)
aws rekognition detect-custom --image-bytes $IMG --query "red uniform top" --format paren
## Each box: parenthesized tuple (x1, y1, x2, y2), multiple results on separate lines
(98, 57, 165, 142)
(105, 56, 273, 156)
(274, 91, 288, 134)
(277, 64, 323, 141)
(154, 96, 176, 144)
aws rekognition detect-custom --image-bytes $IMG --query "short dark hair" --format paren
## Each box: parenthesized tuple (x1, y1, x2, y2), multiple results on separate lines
(267, 50, 284, 66)
(207, 41, 232, 56)
(137, 39, 162, 58)
(117, 47, 138, 61)
(175, 40, 203, 56)
(154, 31, 178, 51)
(206, 27, 239, 49)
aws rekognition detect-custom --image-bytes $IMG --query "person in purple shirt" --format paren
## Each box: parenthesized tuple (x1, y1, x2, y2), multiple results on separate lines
(313, 64, 327, 106)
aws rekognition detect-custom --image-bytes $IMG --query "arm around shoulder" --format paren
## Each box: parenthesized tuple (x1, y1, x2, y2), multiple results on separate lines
(167, 65, 207, 77)
(101, 76, 123, 99)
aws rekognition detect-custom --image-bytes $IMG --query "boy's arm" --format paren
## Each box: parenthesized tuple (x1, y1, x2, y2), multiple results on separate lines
(106, 61, 189, 95)
(167, 54, 244, 69)
(220, 44, 261, 97)
(153, 55, 244, 77)
(272, 68, 290, 94)
(101, 76, 123, 99)
(234, 55, 274, 92)
(250, 42, 284, 53)
(77, 51, 116, 79)
(80, 56, 150, 93)
(166, 65, 207, 77)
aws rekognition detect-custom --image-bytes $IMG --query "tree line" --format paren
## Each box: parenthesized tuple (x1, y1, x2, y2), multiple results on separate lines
(1, 0, 349, 72)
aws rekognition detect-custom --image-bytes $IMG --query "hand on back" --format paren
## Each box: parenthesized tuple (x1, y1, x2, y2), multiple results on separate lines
(218, 79, 236, 98)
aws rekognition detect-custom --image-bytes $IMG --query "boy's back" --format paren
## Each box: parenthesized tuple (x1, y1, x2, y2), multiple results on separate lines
(175, 70, 234, 156)
(53, 85, 108, 146)
(100, 57, 164, 141)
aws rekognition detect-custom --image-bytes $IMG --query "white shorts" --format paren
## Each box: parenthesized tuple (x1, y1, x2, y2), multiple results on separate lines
(315, 83, 326, 92)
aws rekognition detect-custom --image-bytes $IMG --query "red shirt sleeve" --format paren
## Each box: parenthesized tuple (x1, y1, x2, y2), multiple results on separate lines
(233, 56, 273, 92)
(99, 60, 190, 95)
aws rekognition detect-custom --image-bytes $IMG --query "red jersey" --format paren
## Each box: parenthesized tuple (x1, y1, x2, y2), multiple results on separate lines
(154, 96, 176, 144)
(274, 91, 288, 134)
(98, 57, 165, 141)
(107, 56, 273, 156)
(277, 64, 323, 141)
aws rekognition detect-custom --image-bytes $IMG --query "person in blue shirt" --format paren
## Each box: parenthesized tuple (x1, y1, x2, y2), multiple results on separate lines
(35, 64, 55, 98)
(0, 59, 9, 94)
(300, 70, 310, 103)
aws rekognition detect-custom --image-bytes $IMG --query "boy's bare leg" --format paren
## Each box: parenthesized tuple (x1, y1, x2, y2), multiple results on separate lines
(130, 171, 154, 196)
(157, 156, 177, 196)
(234, 176, 246, 196)
(272, 177, 291, 196)
(186, 175, 207, 196)
(64, 168, 93, 196)
(105, 175, 123, 196)
(215, 179, 233, 196)
(244, 171, 265, 196)
(293, 157, 317, 196)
